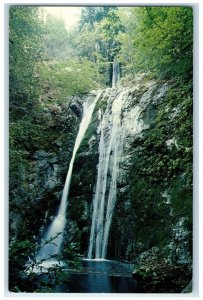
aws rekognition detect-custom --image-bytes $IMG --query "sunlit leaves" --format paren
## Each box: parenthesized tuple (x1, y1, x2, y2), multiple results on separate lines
(43, 14, 73, 61)
(9, 6, 44, 121)
(37, 59, 100, 101)
(118, 7, 193, 79)
(74, 7, 124, 86)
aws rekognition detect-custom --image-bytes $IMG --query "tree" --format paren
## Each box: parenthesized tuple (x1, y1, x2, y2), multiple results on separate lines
(130, 7, 193, 79)
(117, 7, 192, 80)
(37, 59, 100, 103)
(43, 14, 74, 61)
(9, 6, 43, 120)
(75, 7, 125, 86)
(117, 8, 137, 76)
(79, 6, 113, 29)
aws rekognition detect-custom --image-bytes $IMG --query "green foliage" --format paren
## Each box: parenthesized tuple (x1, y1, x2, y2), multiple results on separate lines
(133, 253, 191, 293)
(116, 9, 137, 77)
(77, 6, 193, 82)
(9, 235, 83, 292)
(37, 59, 99, 101)
(74, 7, 124, 86)
(62, 243, 83, 269)
(10, 119, 48, 152)
(9, 6, 45, 207)
(9, 6, 43, 118)
(79, 7, 114, 28)
(118, 7, 193, 80)
(9, 240, 35, 271)
(43, 14, 74, 61)
(9, 239, 36, 291)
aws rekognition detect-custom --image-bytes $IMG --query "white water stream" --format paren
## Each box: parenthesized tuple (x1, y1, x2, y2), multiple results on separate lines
(112, 58, 120, 88)
(36, 92, 101, 261)
(36, 60, 147, 263)
(88, 89, 127, 259)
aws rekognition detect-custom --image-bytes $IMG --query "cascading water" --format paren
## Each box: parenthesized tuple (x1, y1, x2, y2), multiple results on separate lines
(87, 77, 148, 259)
(36, 92, 101, 261)
(112, 58, 120, 88)
(36, 63, 150, 263)
(87, 60, 123, 259)
(88, 89, 128, 259)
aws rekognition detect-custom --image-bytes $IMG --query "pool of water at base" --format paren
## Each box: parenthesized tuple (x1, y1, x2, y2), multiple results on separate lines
(55, 259, 139, 293)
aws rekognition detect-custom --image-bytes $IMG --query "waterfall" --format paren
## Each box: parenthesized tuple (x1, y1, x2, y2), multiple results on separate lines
(112, 58, 120, 88)
(88, 89, 127, 259)
(37, 92, 101, 261)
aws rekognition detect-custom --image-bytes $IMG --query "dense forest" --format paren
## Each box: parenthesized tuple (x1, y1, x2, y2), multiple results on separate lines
(9, 6, 193, 293)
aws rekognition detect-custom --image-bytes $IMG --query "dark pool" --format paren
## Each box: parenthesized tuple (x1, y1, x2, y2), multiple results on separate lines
(55, 259, 139, 293)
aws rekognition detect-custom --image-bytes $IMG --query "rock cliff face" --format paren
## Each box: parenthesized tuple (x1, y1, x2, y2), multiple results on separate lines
(9, 95, 83, 241)
(69, 74, 192, 273)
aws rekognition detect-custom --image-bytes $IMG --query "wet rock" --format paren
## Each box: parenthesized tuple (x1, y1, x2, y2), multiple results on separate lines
(70, 103, 82, 118)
